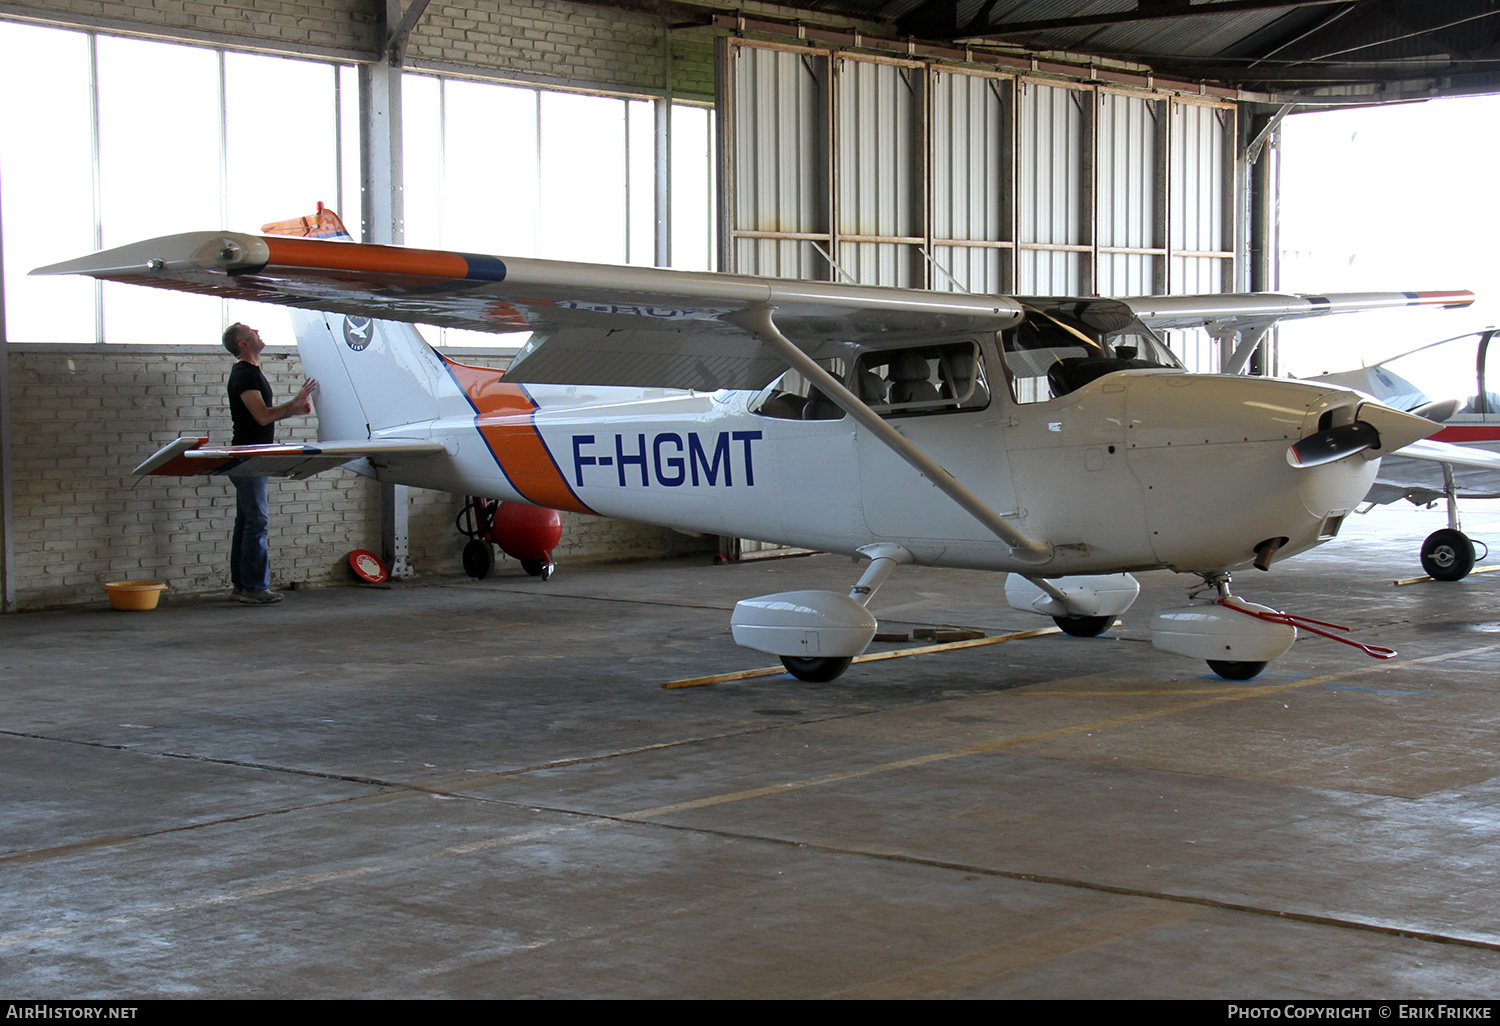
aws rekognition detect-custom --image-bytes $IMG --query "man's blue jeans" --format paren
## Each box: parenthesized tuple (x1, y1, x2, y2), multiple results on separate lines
(231, 476, 270, 592)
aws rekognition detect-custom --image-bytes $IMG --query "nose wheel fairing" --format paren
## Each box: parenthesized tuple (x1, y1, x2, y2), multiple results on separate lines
(1150, 596, 1296, 678)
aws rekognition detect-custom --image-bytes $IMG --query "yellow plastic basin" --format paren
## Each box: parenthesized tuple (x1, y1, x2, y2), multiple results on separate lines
(103, 581, 166, 611)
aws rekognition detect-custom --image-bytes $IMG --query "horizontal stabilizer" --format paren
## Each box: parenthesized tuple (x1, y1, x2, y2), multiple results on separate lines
(134, 437, 445, 479)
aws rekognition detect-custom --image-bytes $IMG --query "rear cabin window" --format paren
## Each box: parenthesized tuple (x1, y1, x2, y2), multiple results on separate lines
(852, 341, 990, 418)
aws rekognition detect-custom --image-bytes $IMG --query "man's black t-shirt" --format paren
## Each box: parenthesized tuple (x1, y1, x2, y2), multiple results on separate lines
(228, 361, 274, 445)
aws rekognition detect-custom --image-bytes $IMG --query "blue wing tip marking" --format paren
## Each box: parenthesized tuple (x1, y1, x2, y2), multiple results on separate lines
(461, 255, 507, 283)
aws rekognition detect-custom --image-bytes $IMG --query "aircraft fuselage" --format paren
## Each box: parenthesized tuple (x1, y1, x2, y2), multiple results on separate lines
(370, 369, 1381, 579)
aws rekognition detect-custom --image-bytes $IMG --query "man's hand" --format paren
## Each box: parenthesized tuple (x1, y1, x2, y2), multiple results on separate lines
(243, 378, 320, 426)
(289, 378, 318, 416)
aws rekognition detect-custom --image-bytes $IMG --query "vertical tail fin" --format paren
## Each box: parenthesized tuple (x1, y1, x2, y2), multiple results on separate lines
(265, 205, 493, 441)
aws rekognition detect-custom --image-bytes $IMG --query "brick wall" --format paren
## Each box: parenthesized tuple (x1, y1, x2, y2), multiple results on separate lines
(3, 345, 712, 610)
(0, 0, 374, 56)
(0, 0, 855, 101)
(0, 0, 840, 609)
(0, 0, 890, 101)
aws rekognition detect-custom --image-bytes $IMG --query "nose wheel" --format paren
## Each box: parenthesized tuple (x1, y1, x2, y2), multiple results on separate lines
(1420, 528, 1476, 582)
(1419, 465, 1485, 581)
(780, 656, 853, 682)
(1151, 575, 1293, 681)
(1206, 659, 1268, 681)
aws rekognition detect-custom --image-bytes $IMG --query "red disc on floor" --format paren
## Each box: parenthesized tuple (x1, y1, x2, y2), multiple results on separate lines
(349, 549, 388, 584)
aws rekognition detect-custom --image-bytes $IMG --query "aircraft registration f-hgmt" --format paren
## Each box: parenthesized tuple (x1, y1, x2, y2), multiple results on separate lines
(35, 208, 1472, 682)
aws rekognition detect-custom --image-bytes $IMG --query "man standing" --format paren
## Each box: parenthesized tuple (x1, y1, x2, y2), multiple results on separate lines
(223, 323, 317, 605)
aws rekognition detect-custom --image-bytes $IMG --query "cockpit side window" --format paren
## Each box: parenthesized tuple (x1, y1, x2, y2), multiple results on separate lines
(747, 359, 849, 420)
(1001, 301, 1181, 403)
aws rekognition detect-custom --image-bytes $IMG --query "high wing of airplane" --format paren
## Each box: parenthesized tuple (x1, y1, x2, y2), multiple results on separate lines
(1306, 328, 1500, 581)
(34, 210, 1468, 682)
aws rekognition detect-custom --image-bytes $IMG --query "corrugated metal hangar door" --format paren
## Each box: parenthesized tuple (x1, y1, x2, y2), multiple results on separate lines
(716, 38, 1239, 374)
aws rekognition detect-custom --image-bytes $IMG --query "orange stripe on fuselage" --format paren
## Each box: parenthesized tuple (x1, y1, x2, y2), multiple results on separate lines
(444, 359, 593, 515)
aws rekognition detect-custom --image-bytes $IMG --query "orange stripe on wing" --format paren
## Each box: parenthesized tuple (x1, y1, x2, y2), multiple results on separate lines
(150, 454, 235, 475)
(262, 237, 471, 280)
(445, 360, 593, 515)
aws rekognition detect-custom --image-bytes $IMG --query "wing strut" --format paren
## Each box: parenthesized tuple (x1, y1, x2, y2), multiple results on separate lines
(1217, 323, 1274, 375)
(729, 304, 1053, 565)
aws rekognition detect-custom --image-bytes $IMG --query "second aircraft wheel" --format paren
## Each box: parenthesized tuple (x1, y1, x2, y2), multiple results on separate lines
(1207, 660, 1267, 681)
(462, 539, 495, 580)
(520, 557, 554, 580)
(1420, 529, 1476, 581)
(779, 656, 853, 682)
(1053, 614, 1113, 637)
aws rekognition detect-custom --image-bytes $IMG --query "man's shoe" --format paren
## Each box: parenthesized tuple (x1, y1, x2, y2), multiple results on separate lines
(236, 590, 284, 605)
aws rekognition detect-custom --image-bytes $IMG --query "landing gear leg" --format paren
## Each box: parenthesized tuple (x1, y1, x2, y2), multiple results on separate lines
(1198, 576, 1268, 680)
(1421, 466, 1476, 581)
(1150, 574, 1293, 681)
(729, 544, 914, 684)
(774, 546, 910, 683)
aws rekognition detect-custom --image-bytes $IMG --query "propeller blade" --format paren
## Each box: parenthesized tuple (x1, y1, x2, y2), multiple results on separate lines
(1287, 421, 1380, 467)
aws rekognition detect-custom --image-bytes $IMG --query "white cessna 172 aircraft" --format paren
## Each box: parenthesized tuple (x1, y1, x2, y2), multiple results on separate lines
(36, 208, 1470, 682)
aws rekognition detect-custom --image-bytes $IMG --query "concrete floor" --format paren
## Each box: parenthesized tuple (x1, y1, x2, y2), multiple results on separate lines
(3, 503, 1500, 998)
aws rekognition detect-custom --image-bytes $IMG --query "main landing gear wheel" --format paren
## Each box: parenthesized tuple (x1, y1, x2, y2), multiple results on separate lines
(1053, 614, 1113, 638)
(779, 656, 853, 682)
(520, 557, 555, 581)
(1421, 529, 1476, 581)
(462, 539, 495, 580)
(1207, 660, 1267, 681)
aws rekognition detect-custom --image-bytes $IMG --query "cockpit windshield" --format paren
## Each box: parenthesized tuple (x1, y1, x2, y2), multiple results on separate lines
(1001, 298, 1182, 403)
(1371, 329, 1500, 419)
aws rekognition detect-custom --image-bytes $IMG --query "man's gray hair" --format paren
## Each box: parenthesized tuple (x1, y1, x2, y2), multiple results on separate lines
(222, 323, 249, 356)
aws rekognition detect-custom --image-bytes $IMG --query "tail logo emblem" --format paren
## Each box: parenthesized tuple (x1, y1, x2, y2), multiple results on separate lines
(342, 315, 373, 351)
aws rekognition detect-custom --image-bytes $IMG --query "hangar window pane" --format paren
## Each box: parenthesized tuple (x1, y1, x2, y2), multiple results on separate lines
(96, 36, 222, 345)
(400, 73, 444, 252)
(0, 26, 713, 348)
(629, 99, 655, 267)
(0, 20, 95, 344)
(0, 21, 346, 345)
(539, 90, 630, 264)
(671, 104, 715, 273)
(222, 51, 341, 349)
(401, 73, 715, 346)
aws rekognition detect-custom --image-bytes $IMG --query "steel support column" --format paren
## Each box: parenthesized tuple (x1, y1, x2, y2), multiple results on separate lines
(655, 20, 673, 268)
(362, 1, 421, 577)
(0, 162, 14, 612)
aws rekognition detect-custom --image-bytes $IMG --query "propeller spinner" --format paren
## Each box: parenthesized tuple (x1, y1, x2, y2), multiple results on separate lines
(1286, 404, 1438, 468)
